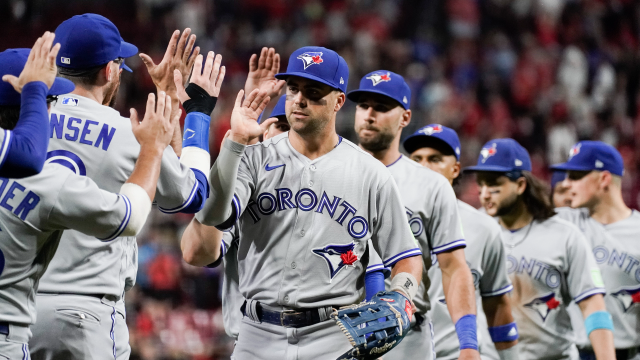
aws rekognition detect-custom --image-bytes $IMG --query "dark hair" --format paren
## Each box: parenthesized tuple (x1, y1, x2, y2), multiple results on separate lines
(0, 105, 20, 130)
(57, 63, 108, 87)
(521, 171, 556, 220)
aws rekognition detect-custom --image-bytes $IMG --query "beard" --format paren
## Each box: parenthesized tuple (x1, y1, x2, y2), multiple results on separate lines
(495, 192, 521, 217)
(357, 125, 395, 152)
(103, 76, 121, 108)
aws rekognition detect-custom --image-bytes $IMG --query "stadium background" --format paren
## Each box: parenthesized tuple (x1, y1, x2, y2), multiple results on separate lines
(2, 0, 640, 358)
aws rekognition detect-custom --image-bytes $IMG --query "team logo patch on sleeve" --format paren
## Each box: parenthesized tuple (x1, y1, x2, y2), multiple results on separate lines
(480, 143, 498, 163)
(366, 72, 391, 86)
(612, 286, 640, 312)
(298, 52, 324, 70)
(525, 293, 561, 321)
(312, 243, 359, 281)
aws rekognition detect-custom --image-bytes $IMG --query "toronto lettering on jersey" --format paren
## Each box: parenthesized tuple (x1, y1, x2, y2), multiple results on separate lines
(0, 178, 40, 220)
(244, 189, 369, 239)
(593, 245, 640, 282)
(507, 255, 561, 288)
(49, 114, 116, 151)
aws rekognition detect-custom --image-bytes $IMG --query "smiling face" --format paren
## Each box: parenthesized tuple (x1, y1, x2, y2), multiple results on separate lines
(285, 76, 344, 136)
(476, 172, 526, 217)
(354, 93, 409, 152)
(409, 147, 460, 185)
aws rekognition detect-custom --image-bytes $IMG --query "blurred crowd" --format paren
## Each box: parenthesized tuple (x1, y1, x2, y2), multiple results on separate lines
(2, 0, 639, 358)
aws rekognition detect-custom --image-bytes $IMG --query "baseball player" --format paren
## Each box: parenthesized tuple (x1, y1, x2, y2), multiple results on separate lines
(0, 32, 72, 178)
(350, 71, 481, 360)
(551, 141, 640, 360)
(181, 46, 423, 360)
(551, 170, 572, 208)
(403, 124, 519, 360)
(465, 138, 615, 360)
(28, 14, 218, 360)
(0, 46, 178, 359)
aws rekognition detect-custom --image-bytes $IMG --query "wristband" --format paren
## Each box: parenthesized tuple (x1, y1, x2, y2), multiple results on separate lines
(182, 112, 210, 151)
(488, 322, 519, 343)
(183, 83, 217, 115)
(390, 272, 418, 302)
(364, 270, 385, 301)
(584, 311, 613, 336)
(455, 314, 478, 350)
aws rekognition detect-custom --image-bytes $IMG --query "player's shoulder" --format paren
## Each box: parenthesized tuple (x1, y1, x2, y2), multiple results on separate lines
(396, 156, 450, 185)
(337, 138, 392, 171)
(540, 215, 586, 240)
(457, 200, 502, 236)
(554, 206, 588, 223)
(53, 94, 131, 125)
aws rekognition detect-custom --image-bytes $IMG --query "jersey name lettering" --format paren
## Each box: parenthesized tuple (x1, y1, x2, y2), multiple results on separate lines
(0, 178, 40, 220)
(507, 255, 561, 288)
(50, 113, 116, 151)
(245, 189, 369, 239)
(593, 245, 640, 281)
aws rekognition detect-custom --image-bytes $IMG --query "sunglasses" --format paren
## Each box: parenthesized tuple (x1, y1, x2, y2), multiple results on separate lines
(46, 95, 58, 104)
(566, 170, 592, 181)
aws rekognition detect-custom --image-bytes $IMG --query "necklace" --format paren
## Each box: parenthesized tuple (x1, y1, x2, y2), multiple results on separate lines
(505, 220, 534, 251)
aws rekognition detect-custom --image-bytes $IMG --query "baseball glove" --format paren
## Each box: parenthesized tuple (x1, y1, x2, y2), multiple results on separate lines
(331, 291, 412, 360)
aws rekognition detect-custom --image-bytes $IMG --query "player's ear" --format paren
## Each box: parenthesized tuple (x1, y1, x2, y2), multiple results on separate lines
(600, 171, 612, 191)
(399, 109, 411, 128)
(104, 60, 115, 82)
(452, 161, 461, 180)
(334, 92, 346, 112)
(516, 176, 527, 195)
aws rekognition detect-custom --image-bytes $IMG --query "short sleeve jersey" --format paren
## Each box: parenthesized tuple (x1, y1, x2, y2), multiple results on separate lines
(384, 156, 465, 314)
(429, 200, 512, 360)
(39, 95, 199, 298)
(501, 216, 605, 359)
(0, 163, 130, 326)
(198, 133, 421, 309)
(556, 207, 640, 349)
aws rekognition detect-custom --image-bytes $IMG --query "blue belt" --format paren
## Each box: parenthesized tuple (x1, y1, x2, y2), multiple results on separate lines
(240, 301, 333, 328)
(0, 322, 9, 336)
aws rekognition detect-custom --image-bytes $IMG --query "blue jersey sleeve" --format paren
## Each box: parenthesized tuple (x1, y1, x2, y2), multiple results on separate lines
(0, 81, 49, 178)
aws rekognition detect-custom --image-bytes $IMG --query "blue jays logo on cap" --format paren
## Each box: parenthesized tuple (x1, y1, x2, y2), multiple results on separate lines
(612, 286, 640, 312)
(419, 124, 443, 136)
(480, 143, 498, 163)
(366, 72, 391, 86)
(312, 242, 359, 280)
(569, 143, 581, 159)
(525, 293, 561, 321)
(298, 52, 324, 70)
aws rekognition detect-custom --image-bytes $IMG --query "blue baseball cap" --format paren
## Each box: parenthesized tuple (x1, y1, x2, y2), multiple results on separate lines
(275, 46, 348, 93)
(403, 124, 461, 160)
(550, 141, 624, 176)
(0, 48, 75, 106)
(550, 170, 566, 189)
(347, 70, 411, 110)
(55, 14, 138, 72)
(464, 138, 531, 175)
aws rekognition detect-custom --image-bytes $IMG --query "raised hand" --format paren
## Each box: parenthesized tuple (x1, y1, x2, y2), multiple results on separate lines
(139, 28, 200, 101)
(129, 91, 175, 152)
(244, 47, 286, 100)
(2, 31, 60, 93)
(229, 89, 276, 144)
(173, 51, 226, 104)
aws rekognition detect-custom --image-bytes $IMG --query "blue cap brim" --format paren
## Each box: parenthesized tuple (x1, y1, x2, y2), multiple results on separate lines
(119, 41, 138, 59)
(49, 77, 75, 96)
(463, 165, 514, 173)
(346, 89, 409, 109)
(549, 162, 594, 172)
(275, 71, 341, 92)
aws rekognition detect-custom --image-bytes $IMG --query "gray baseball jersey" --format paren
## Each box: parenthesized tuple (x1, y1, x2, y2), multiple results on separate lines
(197, 132, 420, 309)
(221, 226, 243, 339)
(38, 94, 199, 299)
(384, 156, 465, 315)
(429, 200, 512, 360)
(0, 163, 130, 326)
(556, 207, 640, 349)
(501, 216, 605, 359)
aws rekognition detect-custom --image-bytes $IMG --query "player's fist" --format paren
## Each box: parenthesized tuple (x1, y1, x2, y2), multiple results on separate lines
(229, 89, 275, 144)
(458, 349, 481, 360)
(2, 31, 60, 93)
(130, 91, 177, 152)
